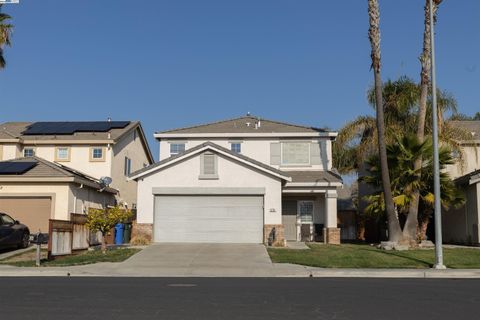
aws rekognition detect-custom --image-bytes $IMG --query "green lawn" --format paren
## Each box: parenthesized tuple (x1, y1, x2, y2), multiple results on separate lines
(268, 244, 480, 269)
(0, 248, 140, 267)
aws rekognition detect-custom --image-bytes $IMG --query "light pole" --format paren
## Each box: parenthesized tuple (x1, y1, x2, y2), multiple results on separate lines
(430, 0, 446, 270)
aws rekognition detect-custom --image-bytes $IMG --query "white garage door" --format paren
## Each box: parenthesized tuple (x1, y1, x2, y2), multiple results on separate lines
(154, 195, 264, 243)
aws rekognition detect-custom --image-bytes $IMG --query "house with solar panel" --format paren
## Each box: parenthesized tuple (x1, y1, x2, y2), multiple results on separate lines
(0, 121, 154, 233)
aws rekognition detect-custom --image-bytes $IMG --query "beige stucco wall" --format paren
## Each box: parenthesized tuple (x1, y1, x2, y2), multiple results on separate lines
(159, 138, 332, 171)
(111, 128, 151, 207)
(0, 182, 115, 222)
(0, 183, 70, 220)
(136, 151, 283, 225)
(1, 143, 21, 160)
(29, 145, 113, 179)
(445, 144, 480, 179)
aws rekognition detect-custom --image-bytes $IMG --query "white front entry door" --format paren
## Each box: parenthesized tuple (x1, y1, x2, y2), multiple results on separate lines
(154, 195, 264, 243)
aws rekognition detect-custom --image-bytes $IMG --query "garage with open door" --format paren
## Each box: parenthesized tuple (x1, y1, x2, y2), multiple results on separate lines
(154, 195, 264, 243)
(0, 196, 52, 233)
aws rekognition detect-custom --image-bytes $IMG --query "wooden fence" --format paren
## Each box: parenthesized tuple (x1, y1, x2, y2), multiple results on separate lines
(48, 213, 90, 257)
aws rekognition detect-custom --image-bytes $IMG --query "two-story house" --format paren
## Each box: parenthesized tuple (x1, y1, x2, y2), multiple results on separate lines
(130, 115, 342, 246)
(443, 120, 480, 245)
(0, 121, 153, 232)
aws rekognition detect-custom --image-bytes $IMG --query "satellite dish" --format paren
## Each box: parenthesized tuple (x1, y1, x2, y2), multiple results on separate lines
(100, 176, 113, 186)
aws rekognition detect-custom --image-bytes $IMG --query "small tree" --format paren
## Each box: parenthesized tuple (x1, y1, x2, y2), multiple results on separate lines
(86, 206, 132, 253)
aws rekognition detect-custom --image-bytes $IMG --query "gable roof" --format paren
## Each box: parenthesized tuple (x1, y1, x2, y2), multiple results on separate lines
(155, 115, 337, 138)
(0, 157, 117, 193)
(0, 121, 154, 164)
(129, 141, 291, 181)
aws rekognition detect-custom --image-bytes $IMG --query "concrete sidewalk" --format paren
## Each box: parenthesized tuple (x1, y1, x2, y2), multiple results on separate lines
(1, 263, 480, 278)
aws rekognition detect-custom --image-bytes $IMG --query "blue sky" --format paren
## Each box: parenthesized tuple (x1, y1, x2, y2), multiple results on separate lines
(0, 1, 479, 158)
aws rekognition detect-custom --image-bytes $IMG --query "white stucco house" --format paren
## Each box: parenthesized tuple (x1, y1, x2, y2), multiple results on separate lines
(130, 115, 343, 245)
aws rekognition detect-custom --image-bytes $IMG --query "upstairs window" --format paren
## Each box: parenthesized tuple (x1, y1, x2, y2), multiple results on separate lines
(281, 142, 310, 166)
(55, 147, 70, 162)
(170, 143, 185, 156)
(230, 143, 241, 154)
(124, 157, 132, 176)
(23, 147, 35, 157)
(90, 147, 105, 162)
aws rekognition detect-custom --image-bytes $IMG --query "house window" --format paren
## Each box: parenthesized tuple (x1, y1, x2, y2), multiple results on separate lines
(23, 147, 35, 157)
(199, 152, 218, 179)
(281, 142, 310, 165)
(124, 157, 132, 176)
(55, 147, 70, 161)
(298, 201, 314, 223)
(170, 143, 185, 156)
(230, 143, 241, 154)
(90, 147, 105, 162)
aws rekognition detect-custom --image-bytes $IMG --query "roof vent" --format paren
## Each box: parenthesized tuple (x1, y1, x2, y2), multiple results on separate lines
(246, 122, 251, 127)
(472, 132, 476, 137)
(107, 117, 112, 122)
(246, 111, 251, 116)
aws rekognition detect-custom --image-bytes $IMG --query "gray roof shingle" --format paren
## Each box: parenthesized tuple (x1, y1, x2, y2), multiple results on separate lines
(449, 120, 480, 140)
(0, 157, 117, 193)
(156, 116, 329, 135)
(284, 170, 343, 184)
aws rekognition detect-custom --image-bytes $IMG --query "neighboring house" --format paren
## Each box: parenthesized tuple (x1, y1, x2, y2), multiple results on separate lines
(0, 157, 116, 233)
(0, 121, 154, 208)
(130, 115, 343, 245)
(337, 182, 358, 241)
(443, 120, 480, 245)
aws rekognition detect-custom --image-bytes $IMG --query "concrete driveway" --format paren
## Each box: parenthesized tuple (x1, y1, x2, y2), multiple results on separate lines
(117, 243, 274, 277)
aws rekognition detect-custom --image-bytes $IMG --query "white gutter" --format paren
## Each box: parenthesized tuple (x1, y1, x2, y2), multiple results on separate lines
(155, 132, 338, 139)
(285, 182, 343, 187)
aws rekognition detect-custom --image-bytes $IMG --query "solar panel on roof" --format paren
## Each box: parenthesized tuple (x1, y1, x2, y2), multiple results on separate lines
(0, 162, 37, 175)
(22, 121, 130, 135)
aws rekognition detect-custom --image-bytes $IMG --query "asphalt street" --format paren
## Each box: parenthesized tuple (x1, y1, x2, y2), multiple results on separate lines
(1, 277, 479, 320)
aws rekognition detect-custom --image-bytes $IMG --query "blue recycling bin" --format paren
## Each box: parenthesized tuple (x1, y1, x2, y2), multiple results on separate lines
(114, 223, 124, 245)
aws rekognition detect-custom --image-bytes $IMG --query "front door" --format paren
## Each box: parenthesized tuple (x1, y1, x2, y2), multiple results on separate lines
(298, 201, 314, 241)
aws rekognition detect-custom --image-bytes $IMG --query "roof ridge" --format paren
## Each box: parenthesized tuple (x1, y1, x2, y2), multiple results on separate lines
(156, 115, 251, 134)
(156, 114, 326, 134)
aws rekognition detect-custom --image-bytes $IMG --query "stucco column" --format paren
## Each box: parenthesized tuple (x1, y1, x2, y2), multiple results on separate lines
(324, 189, 340, 244)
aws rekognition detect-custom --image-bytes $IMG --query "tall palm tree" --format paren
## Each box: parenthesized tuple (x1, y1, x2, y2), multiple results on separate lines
(367, 0, 403, 242)
(404, 0, 443, 242)
(0, 4, 13, 69)
(334, 77, 462, 174)
(361, 135, 464, 240)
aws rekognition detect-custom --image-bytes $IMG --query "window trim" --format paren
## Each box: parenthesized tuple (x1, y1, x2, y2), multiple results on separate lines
(169, 143, 186, 156)
(199, 152, 218, 180)
(230, 142, 242, 154)
(298, 200, 314, 224)
(89, 146, 106, 162)
(124, 156, 132, 176)
(55, 146, 71, 162)
(23, 147, 36, 158)
(280, 142, 311, 166)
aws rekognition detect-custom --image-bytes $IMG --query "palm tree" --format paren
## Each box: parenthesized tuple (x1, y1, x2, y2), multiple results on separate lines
(334, 77, 463, 174)
(404, 0, 443, 242)
(367, 0, 402, 242)
(361, 135, 464, 240)
(0, 4, 13, 69)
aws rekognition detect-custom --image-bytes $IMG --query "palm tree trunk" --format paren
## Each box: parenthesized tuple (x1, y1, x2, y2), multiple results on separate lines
(368, 0, 403, 242)
(403, 0, 440, 243)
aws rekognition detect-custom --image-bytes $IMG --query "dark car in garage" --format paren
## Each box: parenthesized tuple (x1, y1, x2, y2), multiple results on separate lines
(0, 213, 30, 249)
